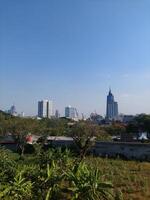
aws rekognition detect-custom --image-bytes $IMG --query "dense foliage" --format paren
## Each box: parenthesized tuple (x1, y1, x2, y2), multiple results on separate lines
(0, 147, 119, 200)
(0, 147, 150, 200)
(0, 111, 70, 136)
(1, 111, 150, 199)
(126, 114, 150, 135)
(0, 110, 114, 139)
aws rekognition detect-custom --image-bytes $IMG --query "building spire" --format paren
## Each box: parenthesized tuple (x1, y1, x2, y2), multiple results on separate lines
(109, 86, 111, 94)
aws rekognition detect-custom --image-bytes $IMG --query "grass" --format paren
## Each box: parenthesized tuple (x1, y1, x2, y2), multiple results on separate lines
(85, 157, 150, 200)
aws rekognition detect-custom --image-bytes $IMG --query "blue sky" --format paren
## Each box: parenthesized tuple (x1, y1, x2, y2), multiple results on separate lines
(1, 0, 150, 117)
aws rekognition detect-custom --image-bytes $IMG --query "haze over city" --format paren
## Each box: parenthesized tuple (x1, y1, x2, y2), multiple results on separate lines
(1, 0, 150, 116)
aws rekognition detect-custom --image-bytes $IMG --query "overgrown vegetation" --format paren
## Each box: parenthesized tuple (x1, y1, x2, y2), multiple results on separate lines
(1, 111, 150, 140)
(86, 157, 150, 200)
(0, 147, 150, 200)
(1, 111, 150, 199)
(0, 147, 118, 200)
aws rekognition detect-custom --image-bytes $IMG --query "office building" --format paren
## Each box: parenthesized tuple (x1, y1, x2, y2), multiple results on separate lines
(55, 109, 60, 118)
(9, 105, 17, 116)
(38, 100, 53, 118)
(65, 106, 78, 120)
(106, 89, 118, 120)
(90, 112, 103, 124)
(123, 115, 135, 124)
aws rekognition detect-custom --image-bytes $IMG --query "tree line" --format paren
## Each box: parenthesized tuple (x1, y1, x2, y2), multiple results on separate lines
(1, 110, 150, 140)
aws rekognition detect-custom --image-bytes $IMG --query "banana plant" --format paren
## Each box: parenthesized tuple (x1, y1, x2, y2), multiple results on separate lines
(0, 171, 33, 200)
(66, 162, 114, 200)
(43, 161, 65, 200)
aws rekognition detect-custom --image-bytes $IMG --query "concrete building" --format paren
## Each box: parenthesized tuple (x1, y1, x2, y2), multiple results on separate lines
(106, 89, 118, 120)
(123, 115, 135, 123)
(90, 112, 103, 124)
(9, 105, 17, 116)
(38, 100, 53, 118)
(55, 109, 60, 118)
(65, 105, 78, 120)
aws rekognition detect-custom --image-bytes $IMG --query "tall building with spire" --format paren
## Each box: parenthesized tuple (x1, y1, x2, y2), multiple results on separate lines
(106, 89, 118, 120)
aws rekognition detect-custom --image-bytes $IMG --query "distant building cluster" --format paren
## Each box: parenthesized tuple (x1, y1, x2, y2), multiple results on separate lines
(6, 105, 24, 117)
(3, 89, 137, 123)
(37, 89, 119, 121)
(37, 101, 79, 120)
(90, 112, 103, 124)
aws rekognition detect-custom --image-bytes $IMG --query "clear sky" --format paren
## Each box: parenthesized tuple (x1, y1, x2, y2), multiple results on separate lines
(1, 0, 150, 117)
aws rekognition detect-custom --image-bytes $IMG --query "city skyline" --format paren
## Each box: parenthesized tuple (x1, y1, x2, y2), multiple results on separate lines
(2, 88, 148, 119)
(1, 0, 150, 116)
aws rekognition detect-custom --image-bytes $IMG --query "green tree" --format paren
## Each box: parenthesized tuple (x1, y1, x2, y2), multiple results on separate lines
(105, 123, 126, 136)
(69, 122, 100, 160)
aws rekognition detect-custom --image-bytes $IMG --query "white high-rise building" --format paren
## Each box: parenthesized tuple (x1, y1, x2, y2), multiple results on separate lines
(38, 100, 53, 118)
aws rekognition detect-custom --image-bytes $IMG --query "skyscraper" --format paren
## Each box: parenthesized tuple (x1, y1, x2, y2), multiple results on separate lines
(65, 106, 78, 120)
(106, 89, 118, 120)
(38, 100, 53, 118)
